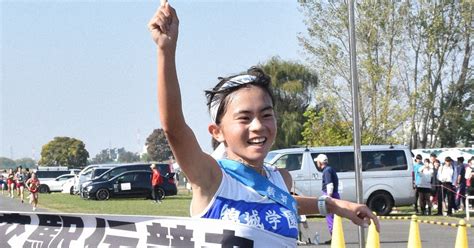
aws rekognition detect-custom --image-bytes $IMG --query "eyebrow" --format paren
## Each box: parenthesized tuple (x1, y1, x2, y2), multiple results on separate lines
(233, 105, 274, 115)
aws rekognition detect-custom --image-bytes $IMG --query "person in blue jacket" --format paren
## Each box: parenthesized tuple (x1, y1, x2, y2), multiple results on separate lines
(314, 154, 339, 244)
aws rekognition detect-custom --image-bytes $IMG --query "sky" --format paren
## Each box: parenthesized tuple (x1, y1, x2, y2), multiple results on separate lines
(1, 0, 307, 160)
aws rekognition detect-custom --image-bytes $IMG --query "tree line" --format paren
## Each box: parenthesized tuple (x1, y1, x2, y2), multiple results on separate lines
(1, 1, 471, 168)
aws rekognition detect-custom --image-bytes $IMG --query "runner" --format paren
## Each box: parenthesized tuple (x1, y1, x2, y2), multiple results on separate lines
(148, 2, 379, 245)
(14, 167, 26, 203)
(26, 172, 40, 211)
(7, 168, 15, 198)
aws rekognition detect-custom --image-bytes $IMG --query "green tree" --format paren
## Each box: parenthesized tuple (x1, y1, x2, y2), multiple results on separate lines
(91, 147, 140, 164)
(15, 158, 36, 168)
(146, 129, 173, 162)
(401, 1, 472, 148)
(116, 148, 140, 163)
(0, 157, 16, 169)
(259, 57, 318, 149)
(299, 1, 472, 148)
(299, 1, 408, 145)
(300, 106, 353, 146)
(90, 148, 117, 164)
(39, 137, 89, 168)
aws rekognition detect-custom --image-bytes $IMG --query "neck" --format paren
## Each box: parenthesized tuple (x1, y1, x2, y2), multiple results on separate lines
(227, 157, 265, 175)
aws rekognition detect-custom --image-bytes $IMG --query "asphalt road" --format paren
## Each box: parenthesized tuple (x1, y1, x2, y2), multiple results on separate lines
(300, 217, 474, 247)
(0, 192, 48, 212)
(1, 192, 473, 247)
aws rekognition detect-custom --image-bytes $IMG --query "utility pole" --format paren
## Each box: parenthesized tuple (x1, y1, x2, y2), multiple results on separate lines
(348, 1, 365, 247)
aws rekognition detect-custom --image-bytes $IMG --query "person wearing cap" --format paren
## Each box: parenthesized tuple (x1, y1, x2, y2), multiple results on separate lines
(150, 164, 163, 204)
(314, 154, 339, 244)
(437, 157, 455, 216)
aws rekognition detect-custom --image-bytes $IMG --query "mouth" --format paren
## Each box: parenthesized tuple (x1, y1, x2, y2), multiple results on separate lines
(247, 137, 267, 146)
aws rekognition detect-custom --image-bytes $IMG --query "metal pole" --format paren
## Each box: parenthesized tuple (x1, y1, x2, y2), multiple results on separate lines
(348, 1, 365, 247)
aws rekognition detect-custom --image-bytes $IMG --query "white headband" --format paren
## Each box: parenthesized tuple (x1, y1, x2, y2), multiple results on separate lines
(209, 75, 257, 123)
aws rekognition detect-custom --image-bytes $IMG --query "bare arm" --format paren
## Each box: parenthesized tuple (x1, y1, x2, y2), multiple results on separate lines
(148, 2, 221, 202)
(279, 169, 380, 232)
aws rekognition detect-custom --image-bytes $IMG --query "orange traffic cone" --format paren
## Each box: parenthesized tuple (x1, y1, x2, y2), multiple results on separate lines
(331, 214, 345, 248)
(454, 219, 468, 248)
(407, 215, 421, 248)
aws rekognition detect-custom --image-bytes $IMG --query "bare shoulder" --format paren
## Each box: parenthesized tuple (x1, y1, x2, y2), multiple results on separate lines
(277, 168, 293, 192)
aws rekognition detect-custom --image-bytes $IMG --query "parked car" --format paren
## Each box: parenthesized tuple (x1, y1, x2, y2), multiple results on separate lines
(82, 170, 177, 200)
(80, 163, 175, 198)
(61, 176, 77, 194)
(38, 174, 77, 193)
(35, 167, 78, 181)
(264, 145, 416, 215)
(74, 164, 119, 195)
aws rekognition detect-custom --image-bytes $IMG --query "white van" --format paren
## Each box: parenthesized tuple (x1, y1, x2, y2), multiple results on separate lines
(265, 145, 415, 215)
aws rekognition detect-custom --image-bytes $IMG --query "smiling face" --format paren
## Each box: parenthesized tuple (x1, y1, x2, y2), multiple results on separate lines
(212, 86, 276, 166)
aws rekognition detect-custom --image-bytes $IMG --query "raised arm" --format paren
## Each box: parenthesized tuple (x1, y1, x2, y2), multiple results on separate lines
(148, 1, 221, 205)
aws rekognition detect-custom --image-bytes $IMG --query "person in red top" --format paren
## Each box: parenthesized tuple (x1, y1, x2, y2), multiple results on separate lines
(6, 168, 15, 198)
(150, 164, 163, 203)
(26, 172, 40, 211)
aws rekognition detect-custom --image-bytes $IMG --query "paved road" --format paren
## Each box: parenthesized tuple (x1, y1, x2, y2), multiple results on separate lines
(1, 193, 472, 247)
(302, 218, 474, 247)
(0, 192, 48, 212)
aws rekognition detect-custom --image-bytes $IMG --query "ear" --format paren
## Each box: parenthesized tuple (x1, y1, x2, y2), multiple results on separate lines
(208, 123, 225, 143)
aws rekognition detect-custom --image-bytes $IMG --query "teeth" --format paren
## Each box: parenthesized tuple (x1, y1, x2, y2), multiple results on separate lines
(248, 137, 266, 144)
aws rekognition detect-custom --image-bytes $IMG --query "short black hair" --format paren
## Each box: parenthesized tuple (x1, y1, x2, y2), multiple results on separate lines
(205, 67, 274, 125)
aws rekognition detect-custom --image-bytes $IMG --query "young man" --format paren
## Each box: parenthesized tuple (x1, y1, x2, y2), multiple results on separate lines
(314, 154, 339, 244)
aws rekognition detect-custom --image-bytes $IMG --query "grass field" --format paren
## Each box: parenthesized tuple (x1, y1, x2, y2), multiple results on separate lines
(37, 191, 472, 225)
(39, 192, 192, 217)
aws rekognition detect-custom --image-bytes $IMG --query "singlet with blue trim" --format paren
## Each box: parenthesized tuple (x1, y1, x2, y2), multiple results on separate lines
(193, 161, 299, 239)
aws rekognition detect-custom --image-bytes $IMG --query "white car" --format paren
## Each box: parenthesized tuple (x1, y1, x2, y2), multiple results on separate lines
(38, 174, 76, 193)
(61, 176, 77, 194)
(265, 145, 416, 215)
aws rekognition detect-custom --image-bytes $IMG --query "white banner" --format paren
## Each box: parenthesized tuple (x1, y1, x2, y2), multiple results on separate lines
(0, 211, 296, 247)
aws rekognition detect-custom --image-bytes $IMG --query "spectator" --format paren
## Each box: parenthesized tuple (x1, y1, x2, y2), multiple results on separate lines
(150, 164, 163, 204)
(314, 154, 339, 244)
(455, 157, 467, 210)
(432, 159, 443, 215)
(418, 160, 433, 215)
(413, 154, 423, 213)
(26, 172, 40, 211)
(437, 157, 456, 216)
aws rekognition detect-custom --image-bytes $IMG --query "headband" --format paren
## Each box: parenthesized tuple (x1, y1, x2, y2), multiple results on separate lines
(209, 75, 257, 123)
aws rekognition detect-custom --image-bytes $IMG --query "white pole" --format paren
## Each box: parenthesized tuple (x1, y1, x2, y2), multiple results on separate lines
(348, 1, 365, 247)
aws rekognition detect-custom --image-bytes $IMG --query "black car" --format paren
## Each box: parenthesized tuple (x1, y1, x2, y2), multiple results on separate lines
(80, 163, 175, 197)
(82, 170, 177, 200)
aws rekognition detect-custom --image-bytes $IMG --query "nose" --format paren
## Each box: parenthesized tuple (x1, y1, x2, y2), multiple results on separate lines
(249, 117, 264, 132)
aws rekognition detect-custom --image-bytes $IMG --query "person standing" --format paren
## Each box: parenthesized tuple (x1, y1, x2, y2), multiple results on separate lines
(437, 157, 456, 216)
(150, 164, 163, 203)
(455, 157, 467, 210)
(26, 173, 40, 211)
(418, 160, 433, 215)
(432, 159, 444, 215)
(413, 154, 423, 213)
(314, 154, 339, 244)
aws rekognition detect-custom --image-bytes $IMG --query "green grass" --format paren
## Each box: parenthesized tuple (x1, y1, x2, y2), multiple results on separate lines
(39, 192, 192, 217)
(36, 192, 474, 225)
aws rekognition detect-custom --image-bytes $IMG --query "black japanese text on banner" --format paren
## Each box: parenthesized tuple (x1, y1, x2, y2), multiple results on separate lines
(0, 211, 296, 247)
